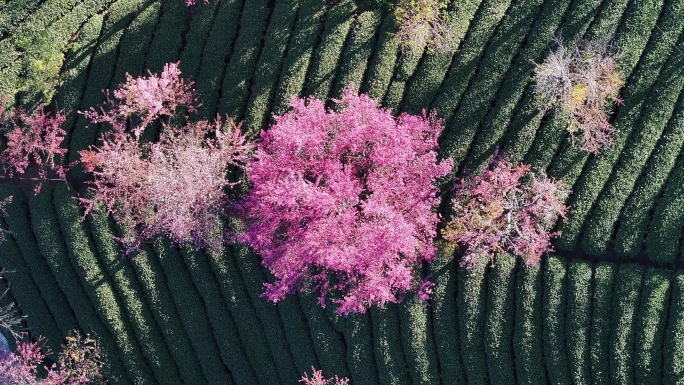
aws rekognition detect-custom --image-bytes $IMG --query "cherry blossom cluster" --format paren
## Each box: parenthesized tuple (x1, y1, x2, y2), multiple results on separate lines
(0, 103, 67, 192)
(82, 62, 198, 138)
(300, 367, 349, 385)
(443, 156, 568, 266)
(80, 116, 252, 253)
(240, 87, 452, 315)
(0, 332, 103, 385)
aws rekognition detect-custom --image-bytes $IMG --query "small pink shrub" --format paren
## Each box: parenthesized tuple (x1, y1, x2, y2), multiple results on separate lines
(300, 367, 349, 385)
(0, 332, 103, 384)
(0, 103, 67, 192)
(240, 87, 452, 315)
(443, 155, 568, 267)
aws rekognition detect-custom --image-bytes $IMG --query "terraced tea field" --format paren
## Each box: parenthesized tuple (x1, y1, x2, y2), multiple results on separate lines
(2, 0, 684, 383)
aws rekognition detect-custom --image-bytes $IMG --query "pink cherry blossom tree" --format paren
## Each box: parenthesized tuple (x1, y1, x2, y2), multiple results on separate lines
(239, 87, 452, 315)
(300, 367, 349, 385)
(0, 332, 103, 384)
(81, 61, 198, 138)
(80, 62, 252, 253)
(0, 102, 68, 192)
(442, 155, 568, 267)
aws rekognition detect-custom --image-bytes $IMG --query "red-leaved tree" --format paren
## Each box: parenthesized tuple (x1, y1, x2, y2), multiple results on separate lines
(300, 367, 349, 385)
(239, 88, 452, 315)
(0, 103, 68, 192)
(80, 62, 252, 253)
(442, 155, 568, 267)
(0, 332, 103, 384)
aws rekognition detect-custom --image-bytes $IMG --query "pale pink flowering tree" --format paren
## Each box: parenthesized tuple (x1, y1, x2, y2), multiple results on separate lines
(82, 62, 198, 137)
(80, 63, 252, 253)
(240, 88, 452, 315)
(443, 155, 568, 267)
(533, 39, 624, 154)
(0, 103, 68, 192)
(300, 367, 349, 385)
(0, 332, 103, 384)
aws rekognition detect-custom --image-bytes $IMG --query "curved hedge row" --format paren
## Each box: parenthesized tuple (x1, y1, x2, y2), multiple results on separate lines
(193, 0, 243, 119)
(0, 184, 79, 337)
(566, 260, 592, 385)
(271, 0, 327, 114)
(331, 11, 381, 99)
(243, 0, 301, 134)
(87, 205, 207, 385)
(484, 254, 516, 385)
(303, 0, 354, 101)
(400, 0, 482, 115)
(152, 239, 234, 385)
(218, 0, 273, 120)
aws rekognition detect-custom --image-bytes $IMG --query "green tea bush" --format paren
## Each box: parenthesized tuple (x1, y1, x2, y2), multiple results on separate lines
(87, 205, 207, 385)
(124, 242, 209, 384)
(398, 295, 440, 385)
(0, 228, 63, 351)
(343, 313, 380, 385)
(464, 0, 571, 171)
(457, 260, 488, 385)
(646, 146, 684, 263)
(566, 260, 592, 385)
(371, 305, 412, 385)
(204, 244, 283, 385)
(68, 0, 144, 168)
(145, 0, 185, 73)
(635, 268, 670, 385)
(180, 246, 260, 385)
(331, 11, 381, 99)
(615, 87, 684, 258)
(179, 0, 220, 77)
(610, 264, 642, 385)
(52, 184, 158, 384)
(193, 0, 242, 119)
(429, 242, 465, 384)
(484, 254, 516, 385)
(361, 13, 399, 100)
(232, 243, 300, 383)
(271, 0, 327, 114)
(28, 185, 130, 384)
(300, 295, 350, 379)
(665, 272, 684, 384)
(303, 0, 355, 100)
(0, 184, 78, 336)
(54, 14, 103, 137)
(218, 0, 273, 120)
(152, 239, 233, 385)
(542, 255, 571, 384)
(430, 0, 512, 122)
(401, 0, 482, 114)
(513, 263, 546, 384)
(443, 0, 543, 171)
(243, 0, 300, 134)
(590, 262, 615, 385)
(581, 29, 684, 256)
